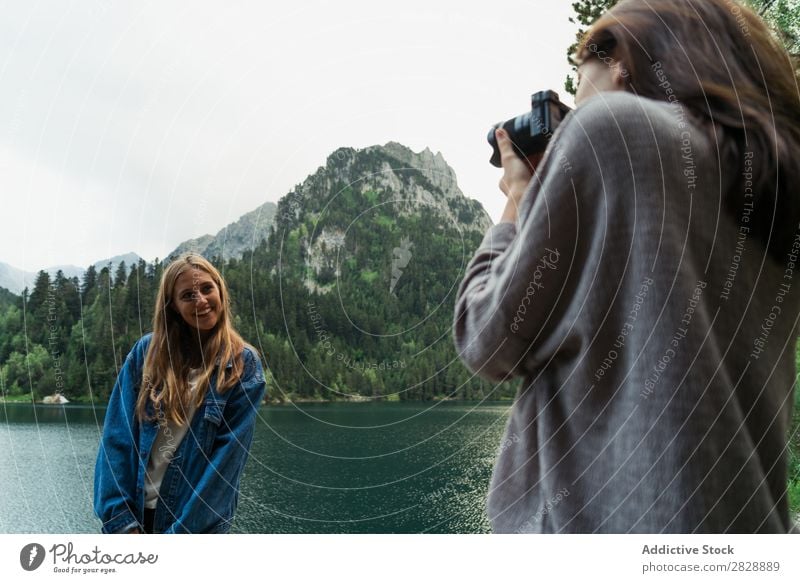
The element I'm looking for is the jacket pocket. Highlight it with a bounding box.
[200,404,223,456]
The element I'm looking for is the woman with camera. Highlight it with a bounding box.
[454,0,800,532]
[94,253,266,533]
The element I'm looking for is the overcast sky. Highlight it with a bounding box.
[0,0,576,272]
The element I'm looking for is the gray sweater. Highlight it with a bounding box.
[454,91,799,533]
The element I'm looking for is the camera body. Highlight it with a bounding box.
[488,90,572,168]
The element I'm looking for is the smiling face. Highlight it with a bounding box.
[171,267,222,335]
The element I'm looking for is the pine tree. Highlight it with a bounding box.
[564,0,617,95]
[124,260,152,339]
[26,271,53,346]
[84,267,117,400]
[63,276,82,324]
[47,270,72,360]
[81,264,98,306]
[113,261,127,289]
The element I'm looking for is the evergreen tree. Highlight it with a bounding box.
[25,271,53,346]
[0,305,23,362]
[124,260,152,339]
[81,264,98,306]
[63,276,82,324]
[113,261,127,289]
[45,270,73,362]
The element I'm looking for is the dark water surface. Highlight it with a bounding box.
[0,401,511,533]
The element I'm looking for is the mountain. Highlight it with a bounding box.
[0,263,26,297]
[0,252,142,295]
[0,142,503,403]
[168,234,216,260]
[281,141,489,230]
[90,252,142,274]
[234,142,498,400]
[165,142,489,266]
[272,142,491,293]
[167,201,278,262]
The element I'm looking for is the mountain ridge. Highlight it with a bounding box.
[1,143,490,298]
[166,201,278,263]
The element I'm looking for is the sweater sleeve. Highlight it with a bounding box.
[453,92,666,380]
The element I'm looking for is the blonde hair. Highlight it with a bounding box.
[136,253,249,425]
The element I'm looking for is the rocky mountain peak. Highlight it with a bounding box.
[169,142,490,267]
[286,143,489,236]
[167,201,277,262]
[364,142,461,200]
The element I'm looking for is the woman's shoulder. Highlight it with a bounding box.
[239,343,265,380]
[548,91,709,181]
[574,91,676,124]
[241,342,260,362]
[126,333,154,364]
[559,91,684,148]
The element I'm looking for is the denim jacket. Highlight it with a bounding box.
[93,333,266,534]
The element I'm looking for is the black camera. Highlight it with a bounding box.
[487,90,572,167]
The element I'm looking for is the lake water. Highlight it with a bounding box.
[0,401,511,533]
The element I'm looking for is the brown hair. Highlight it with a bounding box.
[136,253,250,425]
[577,0,800,263]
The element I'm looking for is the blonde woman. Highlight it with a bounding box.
[94,253,266,533]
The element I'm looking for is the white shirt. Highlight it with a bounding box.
[143,368,202,510]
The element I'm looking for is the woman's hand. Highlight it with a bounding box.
[496,128,544,224]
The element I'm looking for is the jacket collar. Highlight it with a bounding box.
[215,355,234,369]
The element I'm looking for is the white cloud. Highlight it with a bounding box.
[0,0,576,273]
